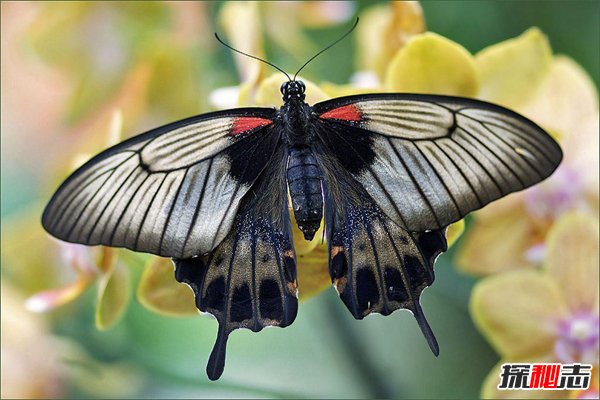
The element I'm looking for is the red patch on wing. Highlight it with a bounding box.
[231,117,272,135]
[320,104,362,121]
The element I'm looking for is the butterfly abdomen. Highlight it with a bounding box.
[287,146,323,240]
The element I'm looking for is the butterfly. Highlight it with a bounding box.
[41,22,562,381]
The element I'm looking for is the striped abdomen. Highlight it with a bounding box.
[287,146,323,240]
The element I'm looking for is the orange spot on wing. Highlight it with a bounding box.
[231,117,272,135]
[320,104,362,121]
[287,280,298,298]
[331,246,344,257]
[283,249,295,258]
[334,276,347,295]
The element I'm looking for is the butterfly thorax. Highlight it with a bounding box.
[278,80,315,145]
[278,100,315,146]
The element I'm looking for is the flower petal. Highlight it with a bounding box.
[262,3,315,57]
[218,1,266,108]
[136,257,197,317]
[1,207,71,294]
[291,213,322,257]
[288,211,332,300]
[25,275,93,313]
[95,247,116,275]
[356,2,425,79]
[296,241,331,300]
[218,1,263,84]
[470,269,569,358]
[297,1,355,27]
[563,114,600,198]
[209,85,240,110]
[456,208,535,276]
[385,32,479,97]
[446,220,465,248]
[531,60,600,199]
[319,81,382,99]
[544,212,599,313]
[520,56,598,142]
[95,262,130,330]
[475,28,552,108]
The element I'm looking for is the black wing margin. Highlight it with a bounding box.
[42,108,278,258]
[314,93,562,232]
[173,150,298,380]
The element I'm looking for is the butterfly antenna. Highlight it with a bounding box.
[214,32,292,81]
[293,17,359,81]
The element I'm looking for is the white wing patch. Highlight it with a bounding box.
[141,118,234,171]
[359,100,454,139]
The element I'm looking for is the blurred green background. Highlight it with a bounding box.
[1,1,598,399]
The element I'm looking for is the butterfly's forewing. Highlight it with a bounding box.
[174,150,298,380]
[315,94,563,232]
[42,109,278,258]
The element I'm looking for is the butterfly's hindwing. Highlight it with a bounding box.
[173,150,298,380]
[314,135,447,354]
[42,108,279,258]
[324,188,446,354]
[315,94,563,232]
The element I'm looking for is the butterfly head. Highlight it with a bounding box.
[281,80,306,102]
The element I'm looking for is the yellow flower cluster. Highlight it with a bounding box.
[472,214,599,398]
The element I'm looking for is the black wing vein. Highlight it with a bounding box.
[411,142,462,217]
[133,173,168,248]
[386,138,443,227]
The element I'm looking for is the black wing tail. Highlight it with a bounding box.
[174,153,297,380]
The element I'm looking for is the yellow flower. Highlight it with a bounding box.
[470,212,599,399]
[355,1,425,79]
